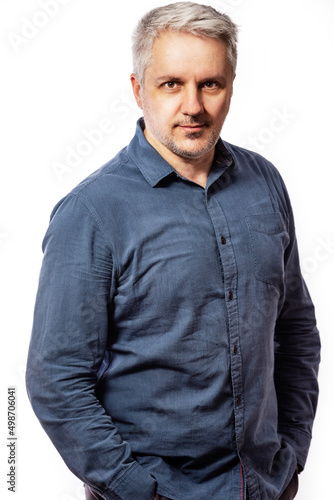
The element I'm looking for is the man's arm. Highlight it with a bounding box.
[26,194,157,500]
[274,205,320,471]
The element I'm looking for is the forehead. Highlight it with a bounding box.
[147,30,230,76]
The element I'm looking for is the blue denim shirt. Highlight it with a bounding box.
[26,119,320,500]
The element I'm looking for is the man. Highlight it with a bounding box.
[26,2,320,499]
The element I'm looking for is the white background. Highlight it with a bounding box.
[1,1,333,499]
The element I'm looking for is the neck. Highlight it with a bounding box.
[171,156,213,188]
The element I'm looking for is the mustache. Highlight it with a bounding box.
[173,116,212,127]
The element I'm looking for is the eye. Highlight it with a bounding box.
[203,81,219,89]
[163,81,179,90]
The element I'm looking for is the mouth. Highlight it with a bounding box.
[178,123,207,132]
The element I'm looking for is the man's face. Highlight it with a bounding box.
[131,30,235,164]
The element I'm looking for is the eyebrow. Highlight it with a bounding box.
[155,74,227,86]
[155,75,182,83]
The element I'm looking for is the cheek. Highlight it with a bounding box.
[213,96,232,119]
[157,95,179,112]
[145,95,166,114]
[151,100,179,125]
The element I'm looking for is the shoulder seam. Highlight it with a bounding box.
[74,153,130,196]
[69,192,119,272]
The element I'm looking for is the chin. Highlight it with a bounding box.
[176,146,214,159]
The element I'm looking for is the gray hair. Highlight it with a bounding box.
[132,2,239,85]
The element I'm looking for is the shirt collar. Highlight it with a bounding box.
[127,118,235,188]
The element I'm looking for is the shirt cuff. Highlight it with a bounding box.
[103,462,157,500]
[278,425,312,471]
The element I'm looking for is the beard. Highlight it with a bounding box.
[142,105,221,160]
[162,126,219,159]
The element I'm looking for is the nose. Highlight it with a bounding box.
[181,86,204,116]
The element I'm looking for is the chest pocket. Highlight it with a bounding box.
[245,212,290,286]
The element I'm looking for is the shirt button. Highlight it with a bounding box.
[221,236,226,245]
[233,345,238,355]
[229,291,233,300]
[236,396,241,406]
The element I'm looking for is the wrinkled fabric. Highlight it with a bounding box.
[26,119,320,500]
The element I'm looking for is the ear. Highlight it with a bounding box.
[130,73,143,109]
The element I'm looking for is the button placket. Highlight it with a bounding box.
[206,188,244,449]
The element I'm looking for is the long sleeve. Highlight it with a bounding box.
[26,193,157,500]
[274,204,320,471]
